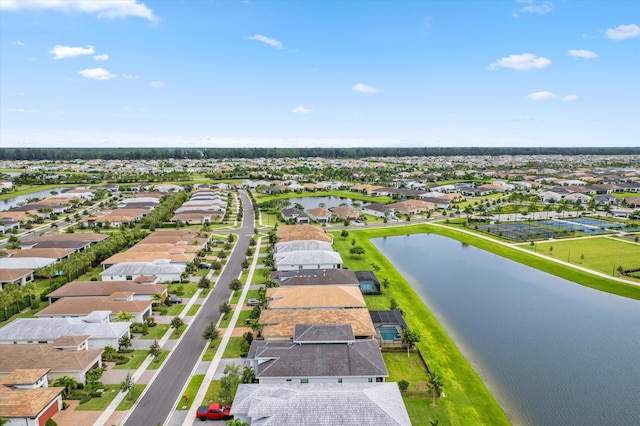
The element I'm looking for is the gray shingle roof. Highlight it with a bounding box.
[0,317,130,343]
[100,261,185,276]
[249,339,387,379]
[271,269,359,286]
[293,324,355,343]
[273,250,342,267]
[231,383,411,425]
[275,240,333,253]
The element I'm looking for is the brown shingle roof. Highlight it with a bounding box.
[9,248,75,260]
[0,269,33,283]
[102,251,195,264]
[0,385,64,418]
[47,281,167,299]
[266,286,365,309]
[0,369,50,386]
[259,309,376,339]
[52,335,90,347]
[276,225,333,243]
[0,344,102,374]
[36,296,151,316]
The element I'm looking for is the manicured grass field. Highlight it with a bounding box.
[113,350,148,370]
[147,350,170,370]
[187,304,201,316]
[163,303,186,316]
[202,337,222,361]
[168,283,198,297]
[116,384,145,410]
[178,374,204,410]
[170,324,187,339]
[222,337,243,358]
[141,324,169,339]
[383,351,430,392]
[75,385,120,410]
[201,380,222,405]
[528,237,640,280]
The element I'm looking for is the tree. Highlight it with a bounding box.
[389,297,400,311]
[202,321,220,346]
[219,301,232,316]
[120,372,135,400]
[227,233,235,243]
[152,293,163,305]
[198,277,211,289]
[341,230,349,239]
[401,329,421,358]
[349,246,365,256]
[229,278,242,291]
[0,417,10,426]
[118,335,132,352]
[381,277,390,291]
[241,366,256,384]
[149,339,162,358]
[115,311,133,322]
[218,363,242,405]
[102,345,117,361]
[398,380,409,392]
[428,370,444,406]
[171,316,184,329]
[53,376,79,397]
[226,419,249,426]
[86,368,105,388]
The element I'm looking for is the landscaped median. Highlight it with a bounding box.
[331,226,510,426]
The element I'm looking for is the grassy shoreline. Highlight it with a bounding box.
[332,223,639,425]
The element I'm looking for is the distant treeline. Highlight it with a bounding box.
[1,147,639,161]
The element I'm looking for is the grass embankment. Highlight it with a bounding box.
[332,229,510,426]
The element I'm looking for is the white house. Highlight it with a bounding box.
[273,250,343,271]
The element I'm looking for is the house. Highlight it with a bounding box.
[0,218,20,234]
[273,250,343,271]
[266,286,365,310]
[625,196,640,208]
[0,315,130,350]
[19,233,108,250]
[387,200,435,216]
[274,240,333,253]
[259,309,377,340]
[101,251,195,268]
[36,296,152,322]
[329,205,360,221]
[0,258,57,274]
[230,383,411,426]
[248,324,387,384]
[0,338,102,383]
[306,207,332,223]
[369,310,408,347]
[564,193,591,204]
[416,195,452,209]
[0,369,65,426]
[361,203,392,218]
[594,194,619,206]
[46,281,168,303]
[100,260,186,282]
[281,208,310,224]
[276,225,333,243]
[0,269,34,290]
[8,248,75,262]
[270,269,360,287]
[539,191,563,203]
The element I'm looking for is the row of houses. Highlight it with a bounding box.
[171,185,229,224]
[230,225,411,424]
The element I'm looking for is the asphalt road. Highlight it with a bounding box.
[123,191,254,426]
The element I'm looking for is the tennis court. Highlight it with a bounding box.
[478,222,555,241]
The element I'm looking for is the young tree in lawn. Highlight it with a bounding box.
[340,229,349,239]
[120,372,135,400]
[171,316,184,330]
[428,370,444,406]
[198,277,211,289]
[401,329,421,358]
[349,246,365,257]
[202,321,220,347]
[149,339,162,359]
[118,335,132,353]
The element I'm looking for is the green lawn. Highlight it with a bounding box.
[404,397,446,425]
[170,324,187,339]
[116,384,145,410]
[230,290,242,305]
[141,324,170,339]
[527,237,640,281]
[201,380,222,405]
[147,350,170,370]
[168,283,198,297]
[383,351,430,392]
[163,303,186,316]
[202,337,222,361]
[75,385,120,410]
[222,337,243,358]
[218,312,234,328]
[113,350,148,370]
[187,304,201,316]
[178,374,204,410]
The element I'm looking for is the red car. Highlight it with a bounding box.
[196,403,233,421]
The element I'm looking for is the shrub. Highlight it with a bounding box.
[45,419,58,426]
[398,380,409,391]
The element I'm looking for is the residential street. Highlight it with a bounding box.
[122,191,254,426]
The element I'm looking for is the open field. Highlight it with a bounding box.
[527,236,640,281]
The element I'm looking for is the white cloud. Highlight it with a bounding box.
[489,53,551,71]
[150,81,164,87]
[291,106,312,114]
[6,108,35,113]
[605,24,640,41]
[528,91,555,100]
[563,94,579,102]
[13,40,25,47]
[49,45,94,60]
[352,83,380,94]
[78,67,116,80]
[93,54,109,61]
[568,49,598,59]
[513,0,553,17]
[248,34,283,49]
[0,0,158,22]
[123,74,139,80]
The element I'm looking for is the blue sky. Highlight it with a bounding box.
[1,0,638,148]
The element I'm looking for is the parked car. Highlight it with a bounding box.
[199,262,211,269]
[246,298,260,306]
[196,403,232,421]
[169,296,183,304]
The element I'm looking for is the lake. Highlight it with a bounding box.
[373,233,640,426]
[0,187,69,211]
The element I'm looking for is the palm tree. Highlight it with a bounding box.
[115,311,134,322]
